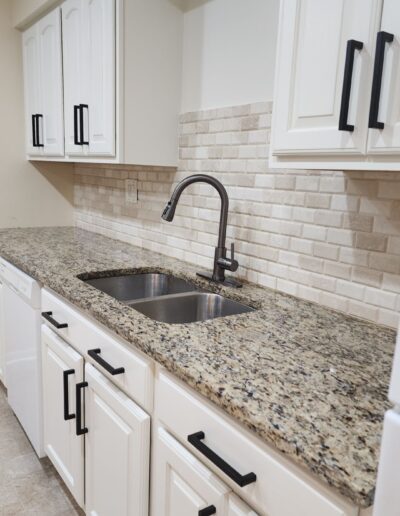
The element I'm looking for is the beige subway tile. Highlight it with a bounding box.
[382,273,400,293]
[324,261,352,280]
[348,300,378,322]
[378,181,400,200]
[369,252,400,274]
[305,193,331,209]
[352,267,382,288]
[320,291,348,312]
[377,309,399,329]
[364,287,397,309]
[313,242,339,260]
[356,232,388,252]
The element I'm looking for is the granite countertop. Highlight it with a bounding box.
[0,227,396,507]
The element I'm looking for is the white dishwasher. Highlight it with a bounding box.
[2,259,44,458]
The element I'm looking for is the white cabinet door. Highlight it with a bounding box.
[62,0,86,156]
[22,23,42,156]
[85,363,150,516]
[272,0,382,156]
[0,281,4,385]
[41,325,85,507]
[367,0,400,155]
[151,426,231,516]
[227,494,258,516]
[63,0,116,158]
[86,0,116,156]
[37,8,64,156]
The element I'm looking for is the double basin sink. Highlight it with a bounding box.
[84,273,254,324]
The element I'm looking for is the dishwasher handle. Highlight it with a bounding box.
[41,311,68,329]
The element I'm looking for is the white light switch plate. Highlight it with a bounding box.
[125,179,138,204]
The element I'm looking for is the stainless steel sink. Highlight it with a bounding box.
[84,273,197,303]
[128,292,254,324]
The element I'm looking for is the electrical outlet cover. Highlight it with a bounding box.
[125,179,138,204]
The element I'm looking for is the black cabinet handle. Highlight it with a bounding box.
[41,311,68,329]
[79,104,89,145]
[338,39,363,131]
[35,114,44,147]
[369,31,394,129]
[76,381,88,435]
[63,369,75,420]
[32,114,37,147]
[188,431,256,487]
[199,506,216,516]
[88,348,125,376]
[74,105,80,145]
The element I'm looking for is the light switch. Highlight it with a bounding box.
[125,179,138,204]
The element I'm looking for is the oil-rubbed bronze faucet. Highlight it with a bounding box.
[162,174,241,287]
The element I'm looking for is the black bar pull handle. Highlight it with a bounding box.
[76,381,88,436]
[338,39,363,131]
[36,114,44,147]
[369,31,394,129]
[32,114,37,147]
[74,105,81,145]
[41,311,68,329]
[188,431,257,487]
[88,348,125,376]
[63,369,75,420]
[199,506,216,516]
[80,104,89,145]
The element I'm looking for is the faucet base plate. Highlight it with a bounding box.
[196,271,242,288]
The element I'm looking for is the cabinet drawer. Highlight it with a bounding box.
[155,370,358,516]
[41,288,153,412]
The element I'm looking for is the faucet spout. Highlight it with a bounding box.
[161,174,241,287]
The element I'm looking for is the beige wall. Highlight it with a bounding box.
[0,0,73,228]
[11,0,59,29]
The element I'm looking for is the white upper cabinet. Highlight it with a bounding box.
[23,7,64,157]
[271,0,400,170]
[63,0,115,158]
[272,0,381,156]
[22,0,181,166]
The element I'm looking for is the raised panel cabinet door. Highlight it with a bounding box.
[37,8,64,157]
[62,0,86,156]
[367,0,400,155]
[151,426,231,516]
[227,494,258,516]
[85,363,150,516]
[22,23,42,156]
[41,324,85,507]
[85,0,116,156]
[271,0,382,156]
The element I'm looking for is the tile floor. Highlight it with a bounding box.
[0,383,84,515]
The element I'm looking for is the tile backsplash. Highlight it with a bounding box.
[74,102,400,328]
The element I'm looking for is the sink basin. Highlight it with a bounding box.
[84,273,197,302]
[128,292,254,324]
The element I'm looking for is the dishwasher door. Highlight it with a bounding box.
[3,283,44,457]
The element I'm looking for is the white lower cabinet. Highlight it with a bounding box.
[41,319,150,515]
[151,426,232,516]
[42,324,85,506]
[85,363,150,516]
[40,291,362,516]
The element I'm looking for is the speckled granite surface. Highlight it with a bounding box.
[0,227,396,507]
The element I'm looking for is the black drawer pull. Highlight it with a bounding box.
[188,431,257,487]
[369,31,394,129]
[88,348,125,376]
[199,506,216,516]
[63,369,75,420]
[338,39,363,131]
[41,311,68,329]
[76,381,88,436]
